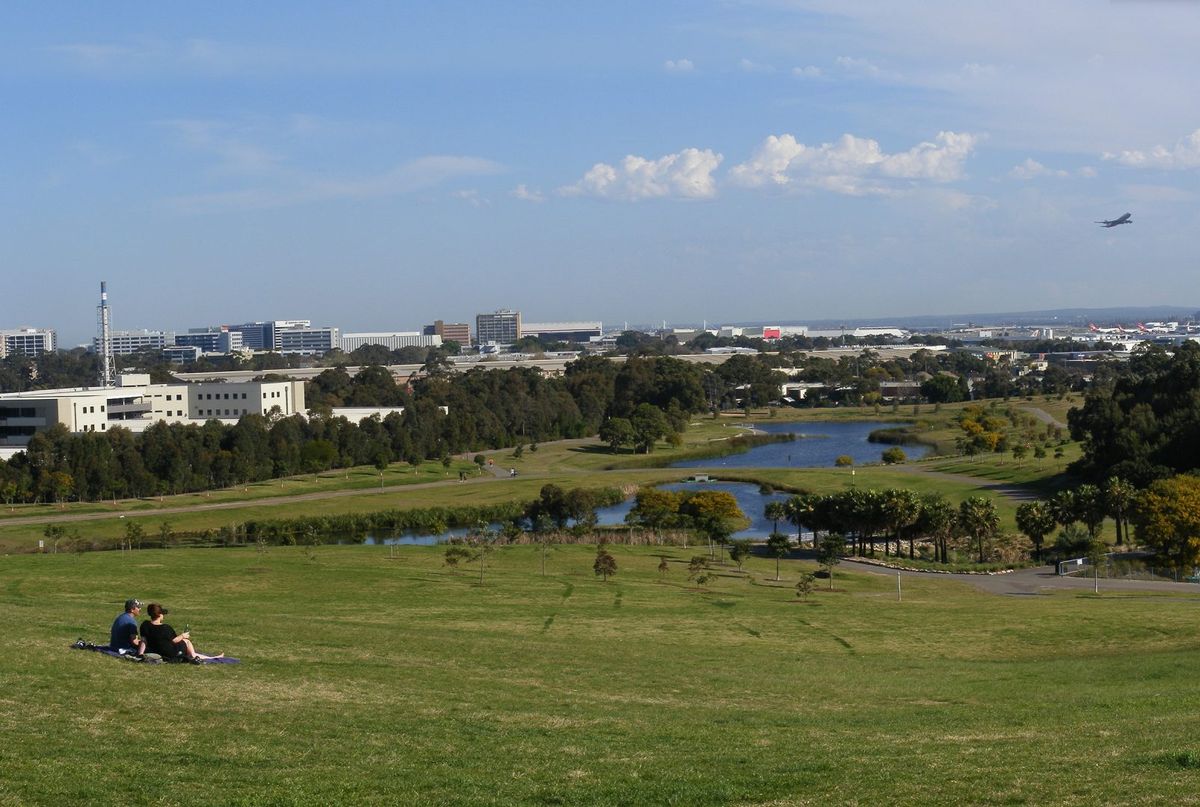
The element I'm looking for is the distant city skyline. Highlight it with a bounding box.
[3,2,1199,344]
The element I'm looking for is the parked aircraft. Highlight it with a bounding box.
[1089,323,1127,335]
[1096,212,1132,228]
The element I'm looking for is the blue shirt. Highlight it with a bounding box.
[110,612,138,652]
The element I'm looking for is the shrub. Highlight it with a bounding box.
[881,447,907,464]
[835,455,854,467]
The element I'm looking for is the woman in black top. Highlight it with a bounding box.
[140,603,223,662]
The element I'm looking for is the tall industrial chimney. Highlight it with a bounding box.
[97,281,114,387]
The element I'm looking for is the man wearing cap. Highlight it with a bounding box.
[109,599,144,656]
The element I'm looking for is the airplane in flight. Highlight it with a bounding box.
[1096,212,1132,228]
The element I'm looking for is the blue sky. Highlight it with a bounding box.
[3,1,1199,344]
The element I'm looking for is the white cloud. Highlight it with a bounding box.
[451,189,489,207]
[1105,128,1200,170]
[664,58,694,73]
[739,58,775,73]
[511,184,545,202]
[167,155,504,212]
[791,65,823,78]
[1008,158,1068,180]
[835,55,901,81]
[561,148,723,201]
[729,131,977,195]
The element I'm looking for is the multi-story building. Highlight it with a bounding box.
[423,320,471,346]
[176,328,244,354]
[92,330,173,355]
[225,320,310,351]
[475,310,521,346]
[162,345,202,364]
[0,328,57,358]
[0,373,306,447]
[521,321,603,343]
[276,326,340,355]
[341,332,442,352]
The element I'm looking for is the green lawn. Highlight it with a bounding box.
[5,545,1200,805]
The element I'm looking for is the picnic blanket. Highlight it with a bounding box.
[71,640,240,664]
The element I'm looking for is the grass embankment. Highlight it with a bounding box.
[6,545,1200,805]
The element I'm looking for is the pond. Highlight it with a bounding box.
[593,480,802,540]
[671,420,929,469]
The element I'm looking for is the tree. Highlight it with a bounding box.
[816,533,844,589]
[598,417,635,453]
[766,532,791,581]
[834,455,854,467]
[795,572,816,600]
[764,501,788,535]
[1015,500,1057,563]
[158,521,175,548]
[593,543,617,581]
[881,447,907,465]
[921,373,968,403]
[124,520,146,550]
[1105,476,1136,546]
[630,404,670,453]
[444,544,474,570]
[881,488,921,558]
[728,539,752,570]
[657,556,670,576]
[626,487,683,539]
[680,490,744,560]
[913,492,956,564]
[958,497,1000,564]
[785,493,821,545]
[1073,483,1108,539]
[1132,475,1200,573]
[687,555,711,585]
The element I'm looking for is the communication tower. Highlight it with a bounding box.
[97,281,114,387]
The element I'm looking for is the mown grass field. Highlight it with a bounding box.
[5,545,1200,805]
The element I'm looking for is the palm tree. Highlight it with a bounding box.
[1015,500,1057,563]
[881,488,922,558]
[958,497,1000,564]
[785,493,820,546]
[1104,476,1137,546]
[764,501,789,536]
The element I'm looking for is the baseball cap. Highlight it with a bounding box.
[125,598,142,611]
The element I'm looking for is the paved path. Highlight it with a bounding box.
[1019,405,1068,430]
[882,464,1040,502]
[0,473,507,527]
[840,559,1200,596]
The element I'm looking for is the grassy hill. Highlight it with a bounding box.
[5,545,1200,804]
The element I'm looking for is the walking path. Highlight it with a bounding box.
[840,559,1200,596]
[0,473,506,527]
[1019,405,1068,430]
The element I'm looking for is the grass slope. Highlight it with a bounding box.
[5,546,1200,805]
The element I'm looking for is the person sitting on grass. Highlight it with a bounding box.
[139,603,223,663]
[109,598,145,656]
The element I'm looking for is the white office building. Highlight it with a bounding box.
[521,322,603,343]
[277,326,340,355]
[1,328,57,358]
[92,329,173,355]
[341,332,442,352]
[0,373,306,447]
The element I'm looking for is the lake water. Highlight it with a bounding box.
[671,420,928,469]
[593,481,798,540]
[362,420,918,544]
